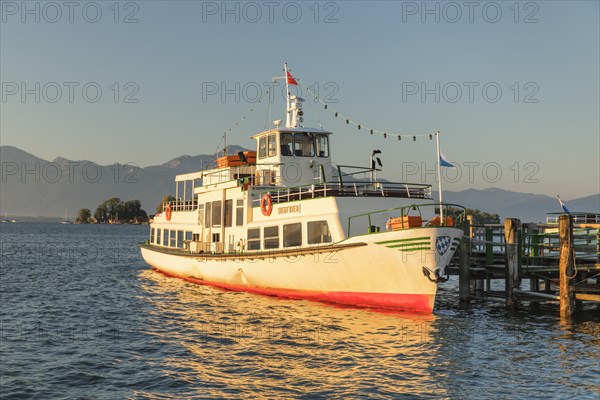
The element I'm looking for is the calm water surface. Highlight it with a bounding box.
[1,223,598,399]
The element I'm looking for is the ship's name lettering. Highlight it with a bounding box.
[278,205,301,214]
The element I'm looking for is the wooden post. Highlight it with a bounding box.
[459,218,471,303]
[559,214,575,321]
[485,228,493,265]
[504,218,520,309]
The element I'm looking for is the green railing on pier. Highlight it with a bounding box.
[467,222,599,269]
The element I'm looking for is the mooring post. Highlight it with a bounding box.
[559,214,575,321]
[459,218,471,303]
[504,218,521,309]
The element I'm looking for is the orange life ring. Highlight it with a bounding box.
[165,203,172,221]
[260,194,273,216]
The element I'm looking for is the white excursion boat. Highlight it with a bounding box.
[139,65,465,313]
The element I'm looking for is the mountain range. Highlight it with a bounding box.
[1,145,598,222]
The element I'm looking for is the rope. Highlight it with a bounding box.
[212,88,272,157]
[296,78,434,139]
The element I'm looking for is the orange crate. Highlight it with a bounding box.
[387,216,422,230]
[428,216,454,227]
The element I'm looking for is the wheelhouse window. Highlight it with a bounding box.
[293,133,314,157]
[258,136,267,159]
[280,133,293,156]
[315,134,329,158]
[247,228,260,250]
[224,199,233,227]
[283,223,302,247]
[264,226,279,249]
[268,133,277,157]
[185,231,192,242]
[236,199,244,226]
[150,228,155,243]
[308,220,332,244]
[163,229,169,247]
[157,228,162,245]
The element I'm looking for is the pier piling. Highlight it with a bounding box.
[559,215,575,321]
[459,218,471,303]
[504,218,521,310]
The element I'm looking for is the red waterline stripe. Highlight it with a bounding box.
[153,268,434,313]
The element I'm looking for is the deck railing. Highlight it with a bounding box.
[162,200,198,213]
[252,181,432,208]
[347,203,466,238]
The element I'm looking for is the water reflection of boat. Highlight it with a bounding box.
[137,268,443,398]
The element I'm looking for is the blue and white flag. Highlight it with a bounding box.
[439,151,455,168]
[557,195,570,214]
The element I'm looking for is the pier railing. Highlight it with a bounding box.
[466,222,599,268]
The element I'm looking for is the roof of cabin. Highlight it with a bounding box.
[250,127,332,139]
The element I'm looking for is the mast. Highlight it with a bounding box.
[284,62,291,127]
[435,130,444,222]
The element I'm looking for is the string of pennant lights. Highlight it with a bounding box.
[297,78,436,142]
[213,88,272,156]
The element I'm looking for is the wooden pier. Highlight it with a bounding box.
[449,213,600,321]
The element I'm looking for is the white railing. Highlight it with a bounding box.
[252,181,432,207]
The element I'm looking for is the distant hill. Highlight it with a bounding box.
[439,188,599,223]
[0,145,247,218]
[1,146,598,221]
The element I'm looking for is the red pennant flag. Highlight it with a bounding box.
[286,71,298,86]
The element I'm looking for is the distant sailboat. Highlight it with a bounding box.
[1,211,9,223]
[61,209,72,224]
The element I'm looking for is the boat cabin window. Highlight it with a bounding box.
[247,228,260,250]
[283,223,302,247]
[205,202,211,227]
[281,133,293,156]
[268,133,277,157]
[157,228,162,245]
[308,221,332,244]
[264,226,279,249]
[177,231,184,248]
[163,229,169,247]
[236,199,244,226]
[315,134,329,158]
[198,204,205,226]
[150,228,155,243]
[185,231,193,242]
[224,199,233,227]
[258,136,267,159]
[211,200,221,227]
[169,230,176,247]
[293,133,314,157]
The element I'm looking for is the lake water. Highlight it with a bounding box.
[1,223,598,399]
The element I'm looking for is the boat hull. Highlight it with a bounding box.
[139,227,462,313]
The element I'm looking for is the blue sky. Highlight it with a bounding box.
[1,0,598,199]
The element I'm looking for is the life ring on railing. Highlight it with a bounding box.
[260,194,273,216]
[165,203,172,221]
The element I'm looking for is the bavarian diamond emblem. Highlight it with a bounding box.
[436,236,452,256]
